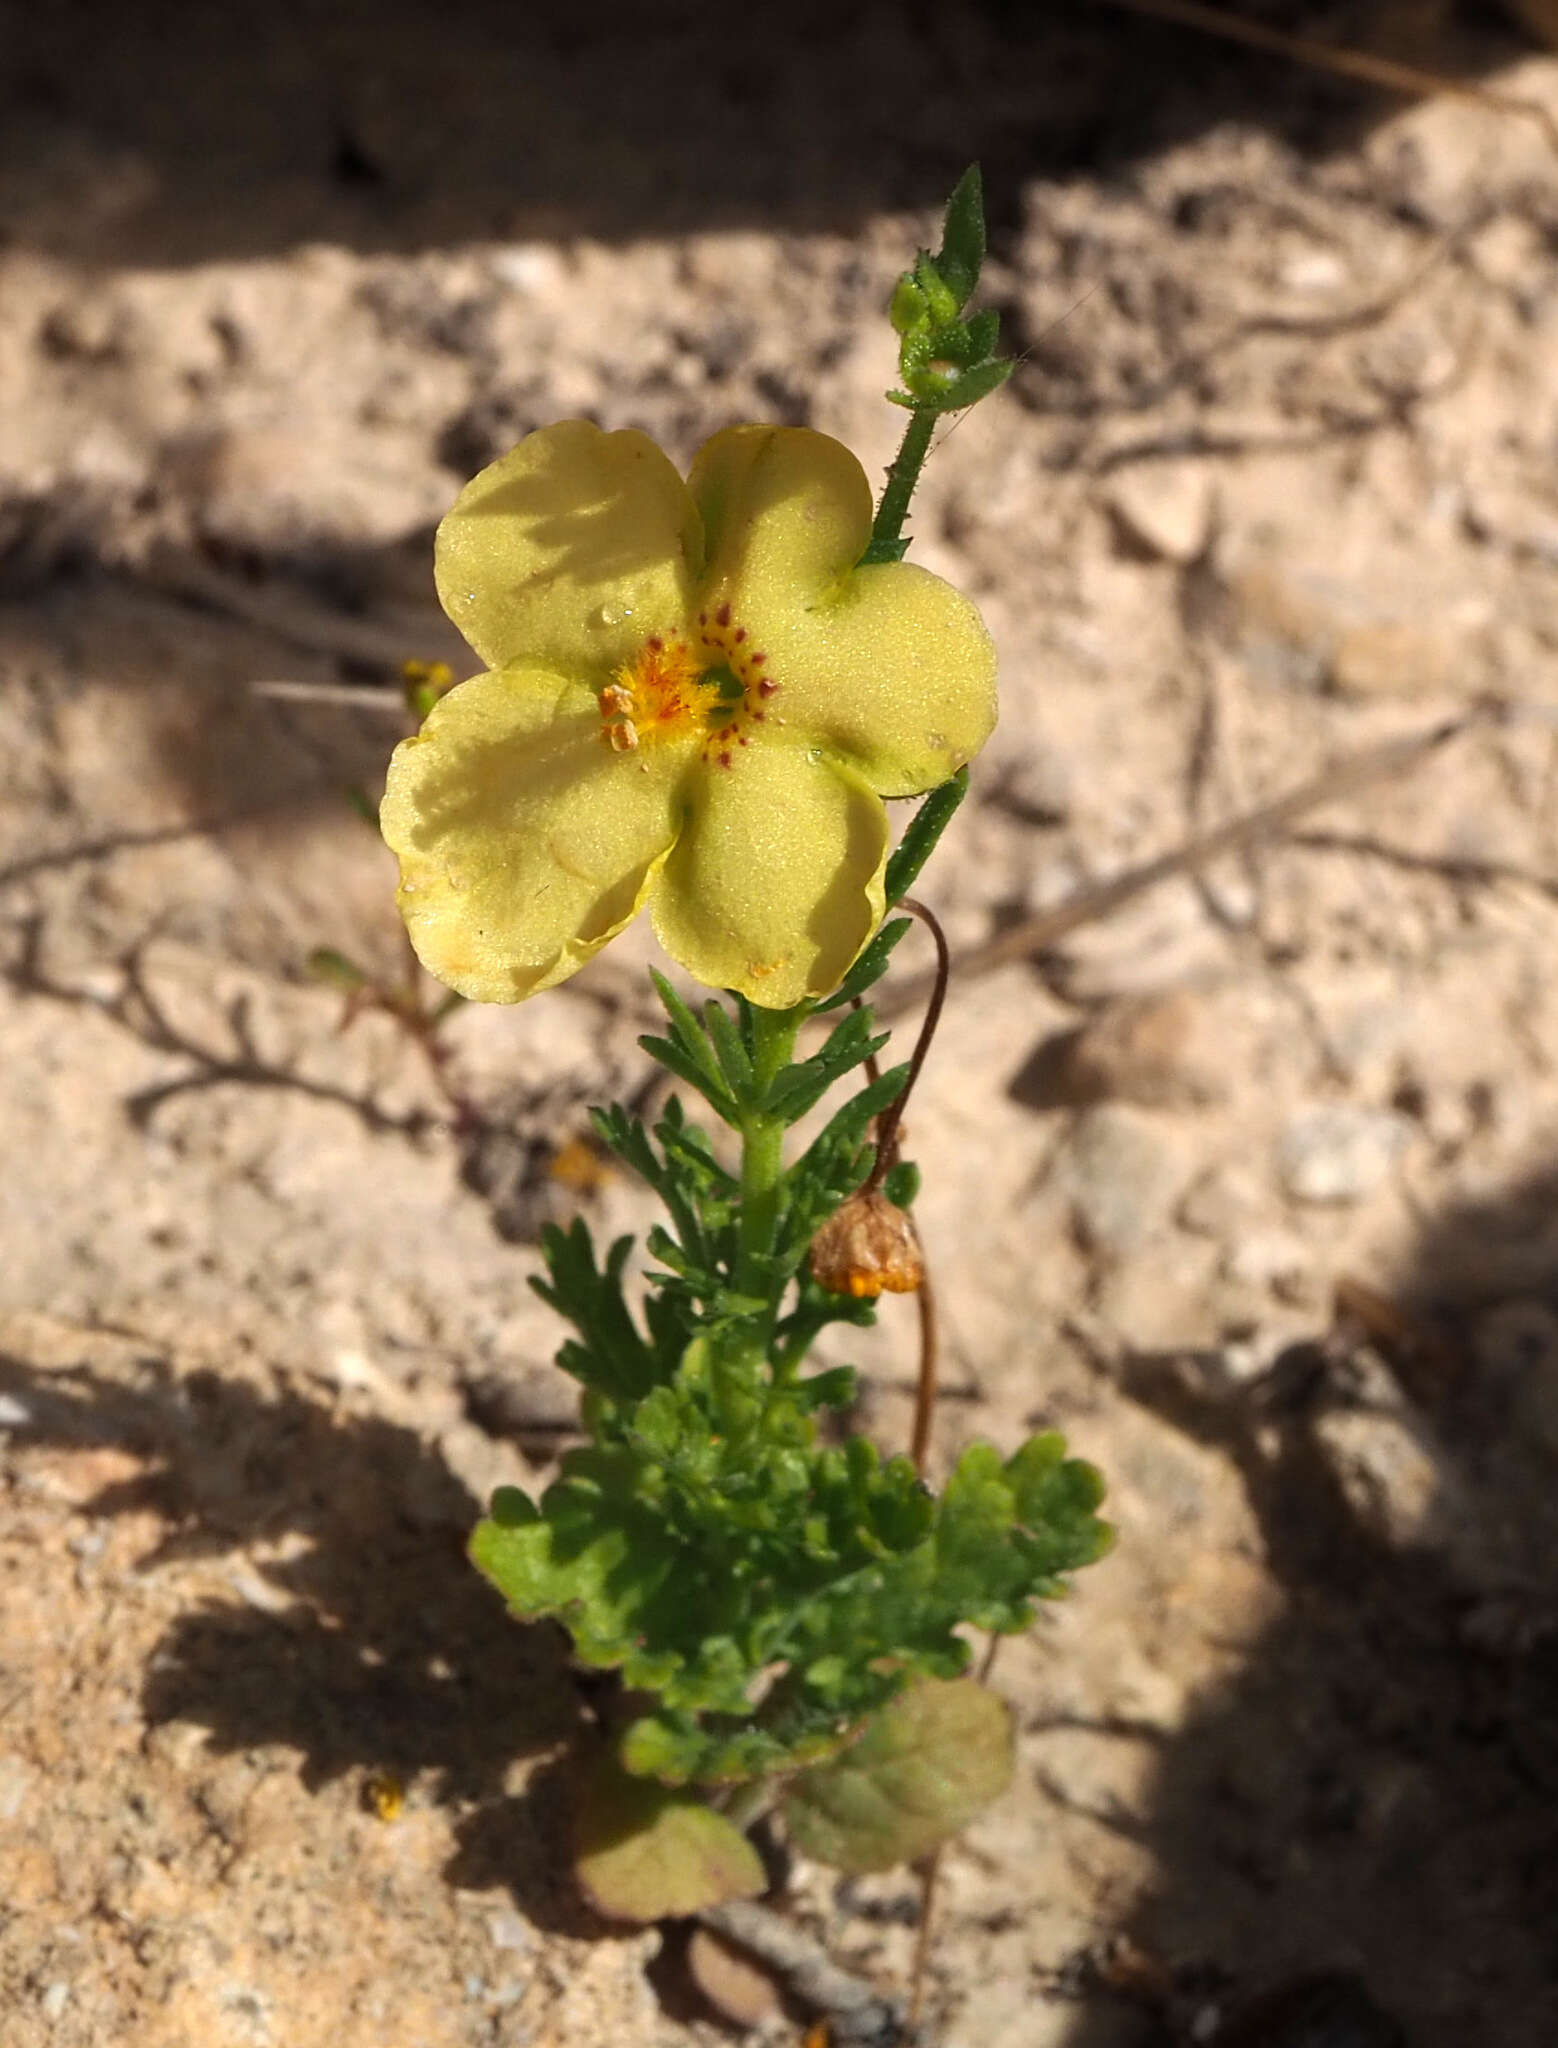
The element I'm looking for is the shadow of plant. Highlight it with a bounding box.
[1049,1167,1558,2048]
[0,1339,604,1930]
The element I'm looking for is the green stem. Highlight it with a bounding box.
[735,1004,803,1297]
[737,1114,786,1293]
[863,406,937,565]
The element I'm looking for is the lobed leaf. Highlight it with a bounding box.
[573,1750,766,1922]
[783,1676,1013,1873]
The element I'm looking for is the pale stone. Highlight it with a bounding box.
[1103,460,1214,564]
[1278,1107,1413,1206]
[1061,1104,1192,1258]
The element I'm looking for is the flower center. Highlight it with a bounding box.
[598,603,780,765]
[598,636,714,752]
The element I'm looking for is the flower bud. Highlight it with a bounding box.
[808,1191,923,1299]
[889,274,926,337]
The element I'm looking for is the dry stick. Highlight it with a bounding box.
[879,714,1476,1020]
[252,678,411,712]
[1093,0,1558,162]
[698,1900,902,2046]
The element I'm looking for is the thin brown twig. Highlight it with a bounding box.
[880,713,1477,1019]
[1092,0,1558,162]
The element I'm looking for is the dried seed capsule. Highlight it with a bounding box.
[808,1192,923,1299]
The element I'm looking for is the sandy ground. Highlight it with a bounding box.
[5,4,1558,2044]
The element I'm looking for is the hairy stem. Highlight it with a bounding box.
[736,1004,803,1295]
[862,407,936,565]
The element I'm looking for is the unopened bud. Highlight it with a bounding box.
[889,274,926,336]
[808,1191,923,1300]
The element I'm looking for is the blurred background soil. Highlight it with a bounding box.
[4,3,1558,2044]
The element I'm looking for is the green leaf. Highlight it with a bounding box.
[702,998,755,1101]
[886,771,967,903]
[763,1007,889,1124]
[641,973,740,1121]
[936,165,987,310]
[530,1222,658,1403]
[783,1676,1013,1874]
[572,1751,766,1922]
[811,916,912,1013]
[639,1033,738,1124]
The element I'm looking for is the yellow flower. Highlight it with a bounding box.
[381,420,996,1009]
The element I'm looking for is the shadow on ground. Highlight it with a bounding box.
[0,1341,622,1935]
[1052,1159,1558,2047]
[3,1,1523,268]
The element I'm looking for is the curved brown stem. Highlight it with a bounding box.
[909,1259,940,1478]
[864,896,950,1193]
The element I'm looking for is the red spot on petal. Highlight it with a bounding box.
[715,603,731,628]
[758,679,778,697]
[647,636,663,652]
[698,611,708,625]
[751,651,766,664]
[719,749,732,767]
[738,735,749,746]
[734,626,747,642]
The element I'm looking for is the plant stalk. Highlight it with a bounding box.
[735,1004,803,1296]
[863,406,937,564]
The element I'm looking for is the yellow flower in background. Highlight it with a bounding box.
[381,420,997,1009]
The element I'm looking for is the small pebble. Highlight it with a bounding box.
[1102,461,1214,564]
[1278,1107,1412,1206]
[1061,1104,1191,1258]
[685,1926,781,2029]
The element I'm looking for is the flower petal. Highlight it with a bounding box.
[435,420,702,675]
[742,559,997,797]
[650,742,888,1009]
[381,666,690,1002]
[688,426,872,607]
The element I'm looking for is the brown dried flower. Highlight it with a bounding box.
[808,1191,923,1299]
